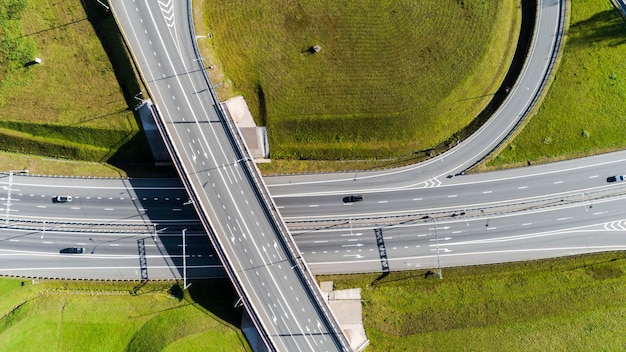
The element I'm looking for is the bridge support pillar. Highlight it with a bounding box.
[241,310,270,352]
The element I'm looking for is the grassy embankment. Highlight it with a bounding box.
[202,0,519,174]
[3,252,625,351]
[0,0,518,176]
[0,0,157,177]
[321,252,626,351]
[0,279,250,351]
[485,0,626,170]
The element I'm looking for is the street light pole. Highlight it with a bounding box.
[5,170,28,225]
[182,228,191,290]
[349,218,353,236]
[4,171,13,225]
[434,217,442,279]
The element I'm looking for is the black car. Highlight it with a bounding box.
[60,247,85,254]
[607,175,625,183]
[343,195,364,203]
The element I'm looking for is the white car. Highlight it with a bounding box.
[55,195,73,202]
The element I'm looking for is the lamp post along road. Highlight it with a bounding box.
[434,217,442,279]
[183,228,191,290]
[4,170,28,225]
[349,218,353,236]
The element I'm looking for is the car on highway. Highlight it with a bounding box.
[343,195,364,203]
[607,175,626,183]
[54,195,72,203]
[60,247,85,254]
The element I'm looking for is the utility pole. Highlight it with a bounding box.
[434,217,442,279]
[5,170,28,225]
[182,228,191,290]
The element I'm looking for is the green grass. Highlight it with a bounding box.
[320,252,626,351]
[4,254,626,351]
[203,0,519,162]
[0,279,250,351]
[488,0,626,168]
[0,0,153,173]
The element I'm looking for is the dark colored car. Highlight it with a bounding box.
[60,247,85,254]
[343,195,364,203]
[607,175,625,183]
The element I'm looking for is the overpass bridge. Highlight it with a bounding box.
[109,0,352,351]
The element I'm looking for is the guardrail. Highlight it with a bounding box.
[0,219,155,234]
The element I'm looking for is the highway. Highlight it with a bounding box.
[3,1,605,351]
[296,187,626,274]
[3,0,610,279]
[108,0,350,351]
[6,0,626,349]
[3,0,614,277]
[4,148,626,277]
[273,150,626,222]
[0,226,223,280]
[0,0,567,279]
[3,0,626,347]
[6,150,626,228]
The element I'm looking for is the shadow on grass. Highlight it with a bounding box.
[568,10,626,47]
[67,108,133,127]
[125,281,247,352]
[370,272,389,286]
[369,271,431,287]
[80,2,141,109]
[19,17,89,38]
[79,1,172,176]
[186,280,243,327]
[106,130,167,177]
[566,255,625,280]
[255,84,267,127]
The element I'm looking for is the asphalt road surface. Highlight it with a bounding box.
[4,147,626,277]
[109,0,350,350]
[0,226,223,280]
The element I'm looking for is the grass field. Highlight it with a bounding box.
[203,0,519,162]
[320,252,626,351]
[0,279,250,351]
[487,0,626,169]
[4,252,625,351]
[0,0,153,174]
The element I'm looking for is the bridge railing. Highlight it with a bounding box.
[108,3,277,349]
[184,3,350,350]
